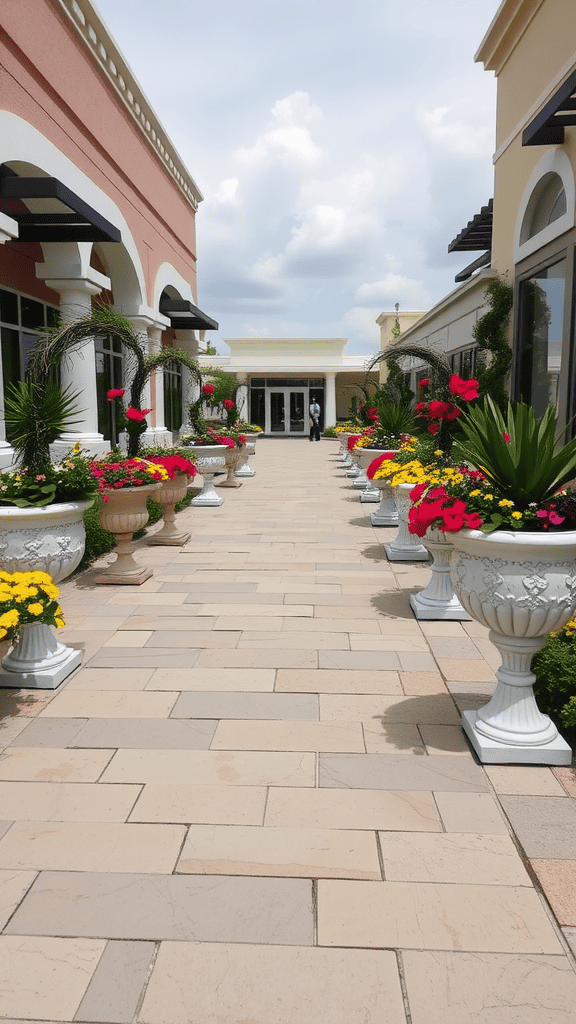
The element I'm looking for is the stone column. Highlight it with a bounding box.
[235,373,248,422]
[0,218,18,467]
[146,323,171,447]
[40,275,109,459]
[325,372,337,428]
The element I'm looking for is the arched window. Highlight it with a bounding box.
[520,172,567,244]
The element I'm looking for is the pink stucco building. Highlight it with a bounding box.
[0,0,218,464]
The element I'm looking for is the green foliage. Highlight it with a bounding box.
[373,399,416,437]
[532,632,576,746]
[473,278,513,409]
[4,381,84,476]
[322,425,337,437]
[456,397,576,508]
[368,342,452,390]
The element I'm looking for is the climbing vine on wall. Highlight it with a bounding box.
[473,278,514,410]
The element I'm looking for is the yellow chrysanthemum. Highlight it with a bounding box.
[54,616,65,628]
[511,511,523,520]
[26,602,44,616]
[470,489,482,497]
[484,494,494,501]
[42,584,60,601]
[498,499,515,508]
[0,609,19,627]
[30,571,53,585]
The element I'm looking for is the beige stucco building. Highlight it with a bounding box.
[388,0,576,424]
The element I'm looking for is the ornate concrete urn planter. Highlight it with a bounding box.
[0,499,94,688]
[354,448,389,504]
[95,482,161,584]
[367,451,399,527]
[149,472,192,546]
[409,527,470,621]
[338,432,354,466]
[385,483,429,561]
[218,445,243,488]
[189,445,227,505]
[235,433,259,478]
[450,528,576,765]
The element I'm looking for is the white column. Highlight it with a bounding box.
[146,323,171,447]
[41,276,109,458]
[0,218,18,466]
[236,373,248,421]
[325,372,337,427]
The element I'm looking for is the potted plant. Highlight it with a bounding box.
[353,399,417,504]
[0,569,78,689]
[233,421,262,478]
[89,455,167,583]
[139,449,198,545]
[407,397,576,765]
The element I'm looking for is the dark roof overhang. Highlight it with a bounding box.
[454,251,492,283]
[523,68,576,147]
[159,298,219,331]
[0,167,121,243]
[448,199,493,282]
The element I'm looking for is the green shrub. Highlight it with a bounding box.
[532,625,576,747]
[322,426,337,437]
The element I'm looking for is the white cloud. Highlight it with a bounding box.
[234,92,325,168]
[355,274,431,309]
[215,177,240,204]
[417,102,494,159]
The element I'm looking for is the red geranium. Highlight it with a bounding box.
[223,399,235,410]
[125,407,152,422]
[146,454,197,479]
[366,451,396,479]
[202,384,215,396]
[449,374,479,401]
[418,378,430,389]
[106,388,125,401]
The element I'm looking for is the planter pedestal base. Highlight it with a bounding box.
[461,709,572,765]
[0,623,82,690]
[95,563,153,585]
[410,591,471,620]
[149,530,190,546]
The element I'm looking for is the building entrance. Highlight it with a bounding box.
[267,388,307,435]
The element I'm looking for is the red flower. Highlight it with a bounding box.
[449,375,479,401]
[223,399,235,410]
[366,452,395,480]
[410,483,428,502]
[106,388,125,401]
[503,432,511,443]
[429,400,451,419]
[125,407,151,422]
[549,512,565,525]
[202,384,215,396]
[415,402,428,415]
[427,422,440,435]
[418,378,430,389]
[347,435,360,451]
[464,512,483,529]
[443,403,461,421]
[368,407,379,421]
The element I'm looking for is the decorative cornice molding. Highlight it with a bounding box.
[475,0,545,75]
[57,0,203,211]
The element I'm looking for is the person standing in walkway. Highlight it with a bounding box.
[309,397,321,441]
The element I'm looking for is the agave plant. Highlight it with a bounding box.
[4,380,83,476]
[455,397,576,509]
[374,399,416,437]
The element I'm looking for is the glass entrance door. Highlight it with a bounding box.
[267,389,308,434]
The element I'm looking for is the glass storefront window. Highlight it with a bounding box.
[95,334,123,444]
[518,259,566,416]
[163,359,182,432]
[250,387,265,428]
[0,290,58,437]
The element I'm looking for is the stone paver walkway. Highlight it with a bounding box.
[0,437,576,1023]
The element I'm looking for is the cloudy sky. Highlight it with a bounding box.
[94,0,501,355]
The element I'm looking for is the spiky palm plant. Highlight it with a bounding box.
[4,380,83,475]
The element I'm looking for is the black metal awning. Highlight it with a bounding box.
[0,168,121,243]
[454,251,491,282]
[523,68,576,146]
[448,200,493,252]
[159,298,219,331]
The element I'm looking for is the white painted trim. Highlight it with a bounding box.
[152,263,196,310]
[514,149,575,264]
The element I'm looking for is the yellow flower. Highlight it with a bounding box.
[54,616,65,628]
[26,602,44,616]
[0,609,19,627]
[434,450,444,457]
[71,442,82,454]
[470,489,482,497]
[30,571,52,585]
[42,584,60,601]
[484,494,494,501]
[511,511,523,520]
[498,499,515,508]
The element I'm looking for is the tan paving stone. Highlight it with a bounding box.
[553,766,576,797]
[147,666,275,691]
[102,630,154,647]
[275,668,402,694]
[75,939,155,1024]
[39,690,178,719]
[419,622,468,636]
[349,636,431,651]
[437,658,497,682]
[530,860,576,926]
[265,786,442,831]
[318,650,401,670]
[211,719,365,752]
[0,781,139,821]
[320,693,461,724]
[317,879,563,952]
[320,753,489,791]
[379,832,531,885]
[237,632,350,650]
[419,724,472,755]
[5,871,313,944]
[66,667,154,689]
[144,630,240,648]
[434,791,509,834]
[0,936,105,1021]
[200,603,313,616]
[281,617,380,633]
[0,747,113,782]
[101,749,316,787]
[139,942,406,1024]
[106,592,188,605]
[0,821,186,873]
[176,824,381,879]
[130,783,266,824]
[486,765,568,796]
[213,616,284,630]
[403,950,576,1024]
[363,720,425,754]
[196,648,317,668]
[0,869,36,929]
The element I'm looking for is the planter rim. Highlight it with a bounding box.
[451,526,576,553]
[0,498,95,518]
[185,444,228,452]
[100,482,162,496]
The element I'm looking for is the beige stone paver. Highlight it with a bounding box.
[0,439,573,1023]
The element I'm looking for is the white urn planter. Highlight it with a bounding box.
[235,433,259,478]
[354,448,389,504]
[409,527,470,621]
[338,432,349,462]
[0,499,94,689]
[339,433,354,467]
[189,445,227,505]
[385,483,429,561]
[450,528,576,765]
[95,482,161,585]
[149,472,192,546]
[218,445,243,488]
[367,451,399,527]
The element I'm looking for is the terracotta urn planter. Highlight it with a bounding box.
[189,445,227,505]
[0,499,94,688]
[450,527,576,764]
[235,433,260,478]
[409,527,470,621]
[95,482,161,584]
[149,471,191,546]
[385,483,429,561]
